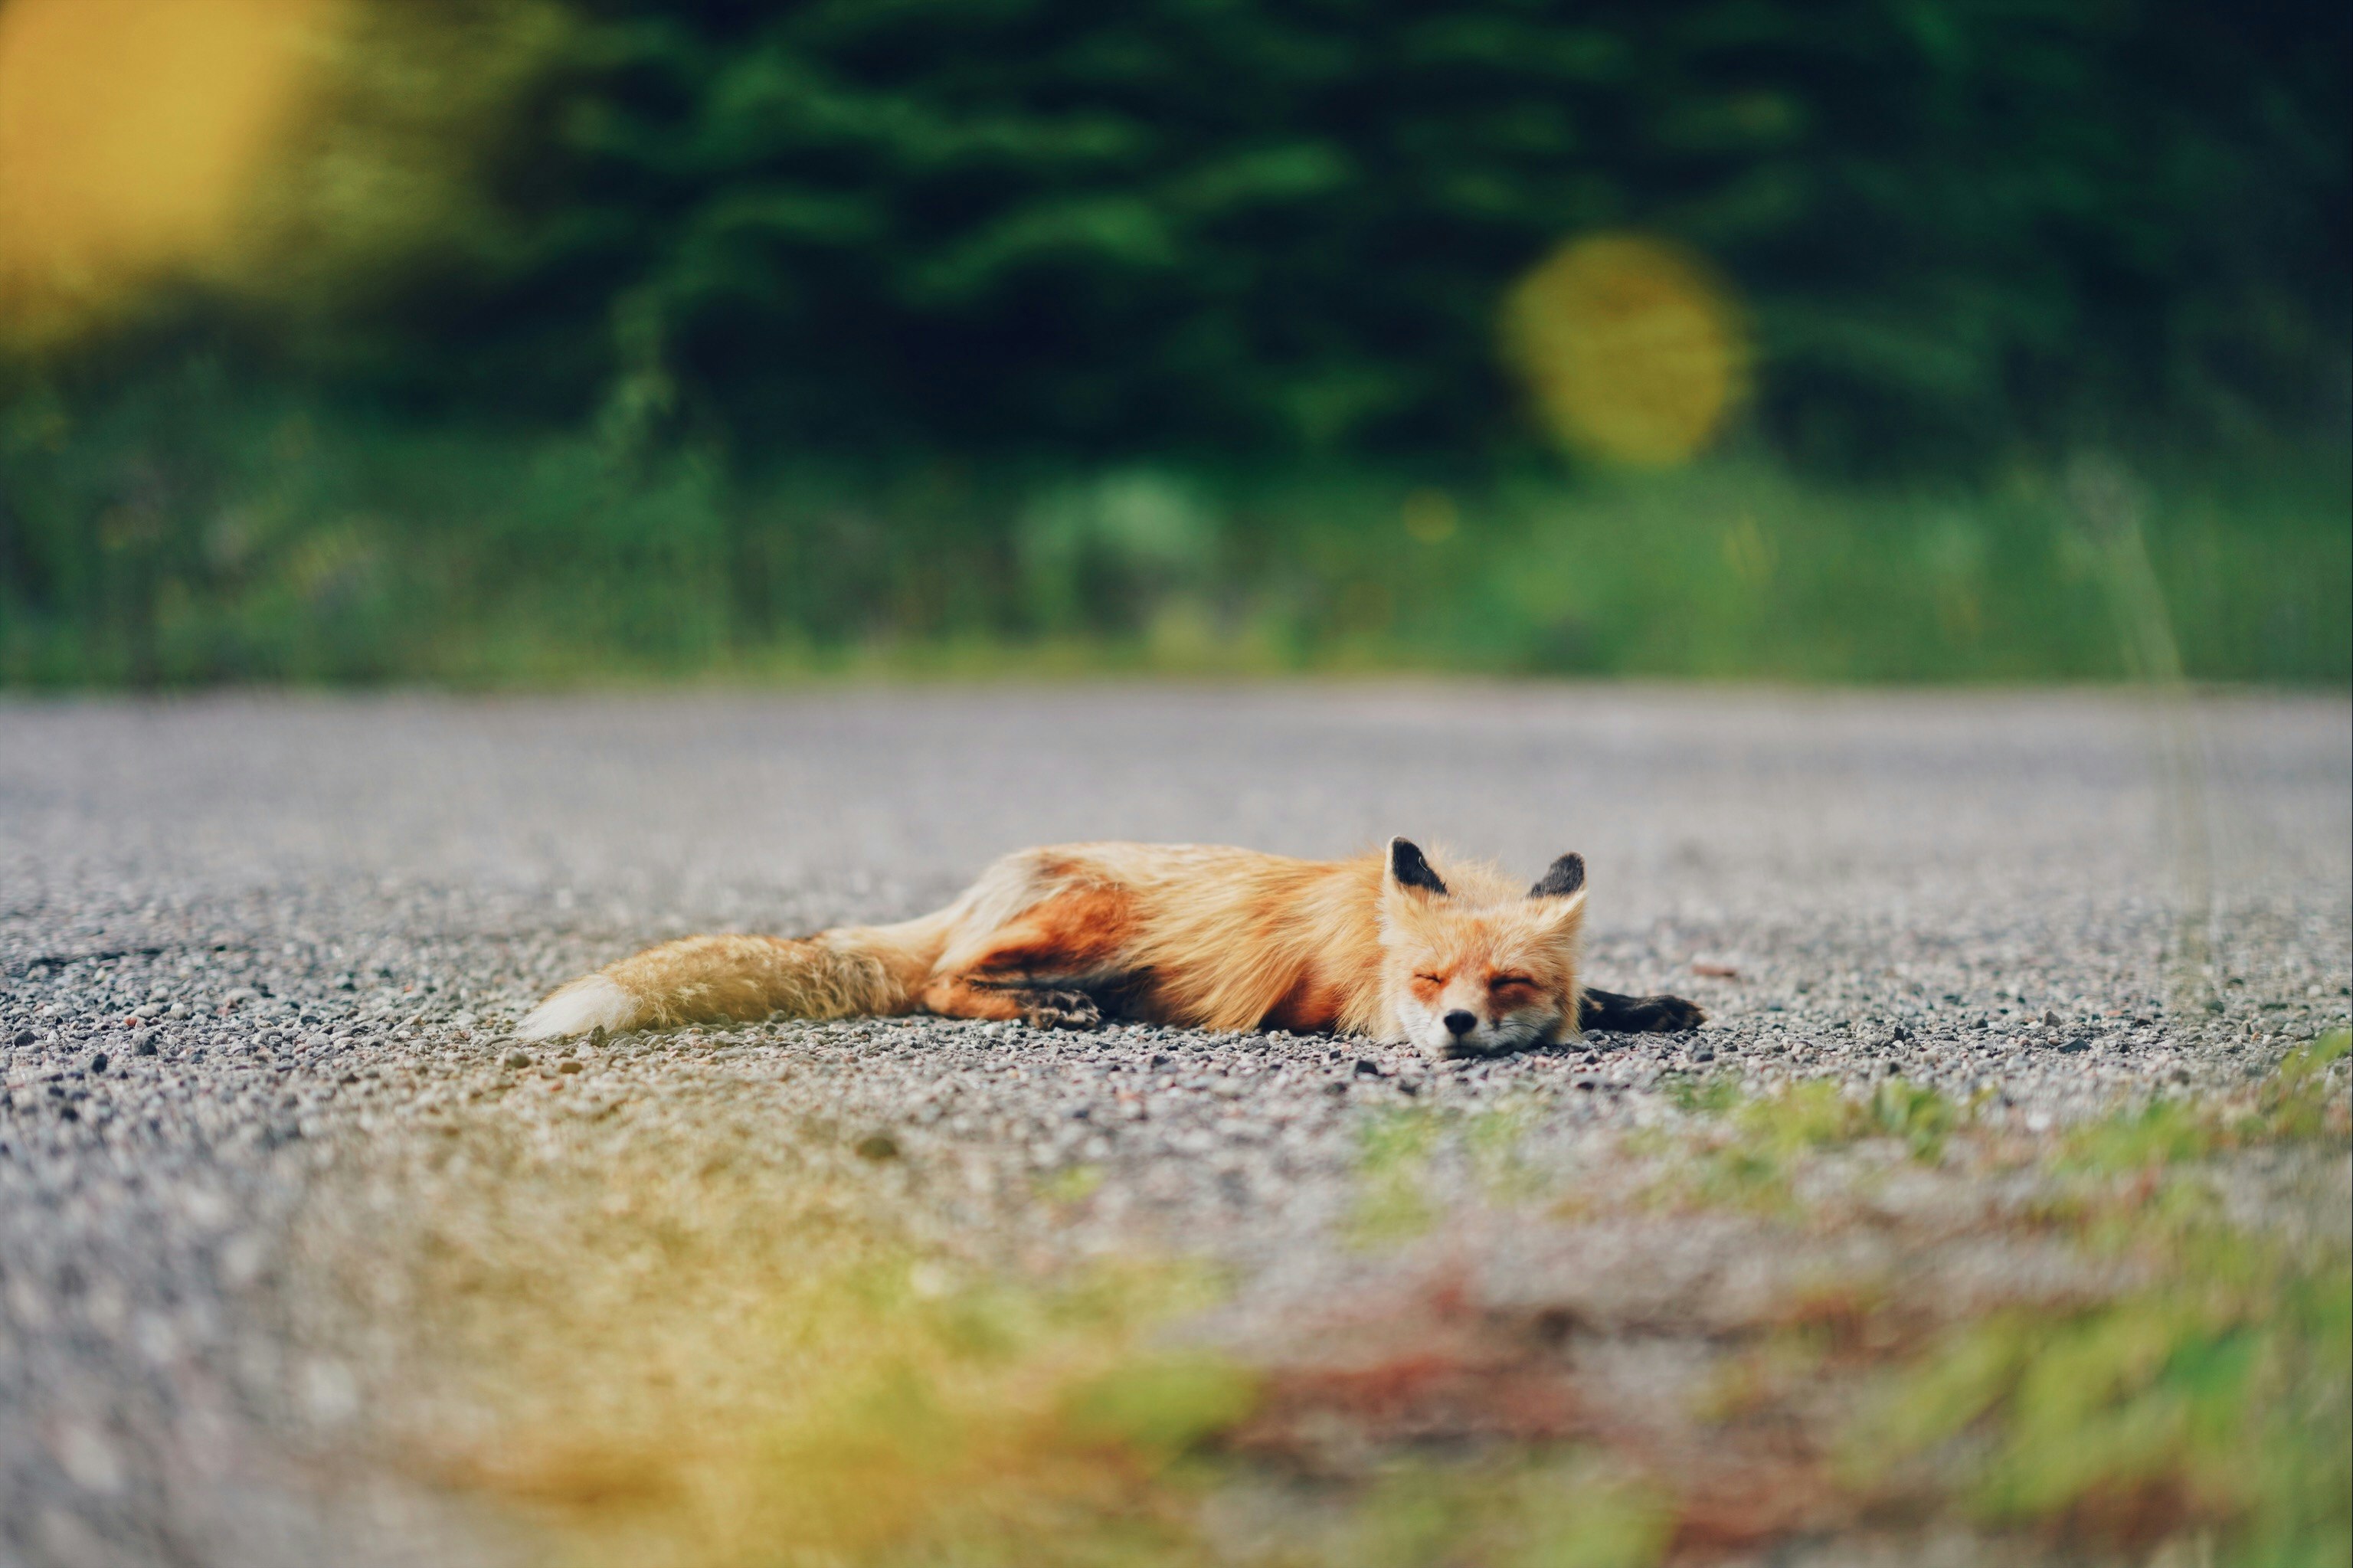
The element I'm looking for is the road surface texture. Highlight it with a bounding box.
[2,686,2347,1567]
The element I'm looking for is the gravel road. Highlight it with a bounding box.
[2,686,2347,1567]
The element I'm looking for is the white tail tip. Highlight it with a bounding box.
[516,974,637,1041]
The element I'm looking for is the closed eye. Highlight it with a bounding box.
[1414,973,1446,985]
[1490,974,1536,989]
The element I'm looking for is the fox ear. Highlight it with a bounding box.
[1529,852,1586,899]
[1387,837,1448,897]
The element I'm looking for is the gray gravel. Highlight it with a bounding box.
[2,685,2347,1566]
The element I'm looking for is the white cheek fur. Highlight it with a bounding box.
[1496,1004,1566,1049]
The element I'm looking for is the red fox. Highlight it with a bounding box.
[519,838,1702,1057]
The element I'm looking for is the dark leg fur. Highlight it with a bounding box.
[1579,987,1705,1033]
[993,986,1104,1030]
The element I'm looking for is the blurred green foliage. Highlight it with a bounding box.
[1320,1458,1670,1568]
[1644,1076,1962,1213]
[1857,1032,2353,1567]
[1860,1208,2350,1565]
[242,0,2349,463]
[1,0,2345,685]
[1350,1105,1444,1245]
[1,364,2343,685]
[2063,1029,2353,1172]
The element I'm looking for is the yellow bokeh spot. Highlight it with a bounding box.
[0,0,334,340]
[1501,233,1749,466]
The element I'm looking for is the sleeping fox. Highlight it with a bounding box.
[518,838,1703,1058]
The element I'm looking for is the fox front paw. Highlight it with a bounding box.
[1579,987,1707,1034]
[1635,994,1706,1033]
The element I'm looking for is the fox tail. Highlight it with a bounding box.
[515,917,947,1041]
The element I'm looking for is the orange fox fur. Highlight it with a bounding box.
[519,838,1701,1058]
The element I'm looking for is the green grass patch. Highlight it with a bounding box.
[1347,1101,1559,1245]
[1348,1107,1445,1246]
[2065,1030,2353,1173]
[1658,1071,1744,1115]
[1036,1163,1108,1206]
[1846,1034,2353,1564]
[1856,1235,2350,1563]
[1650,1077,1963,1213]
[1318,1458,1671,1568]
[1852,1172,2351,1563]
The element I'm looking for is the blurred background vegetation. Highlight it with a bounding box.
[0,0,2345,686]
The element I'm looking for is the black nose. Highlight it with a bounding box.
[1443,1010,1477,1037]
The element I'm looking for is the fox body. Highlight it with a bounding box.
[519,838,1702,1057]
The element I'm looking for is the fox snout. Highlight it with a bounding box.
[1412,987,1542,1058]
[1432,987,1495,1048]
[1433,1000,1516,1056]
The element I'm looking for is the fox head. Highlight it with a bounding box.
[1377,836,1586,1058]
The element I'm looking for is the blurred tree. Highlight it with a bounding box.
[233,0,2342,468]
[7,0,2348,471]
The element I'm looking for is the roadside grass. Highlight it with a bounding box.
[1310,1458,1670,1568]
[1636,1074,1964,1214]
[1347,1098,1551,1246]
[5,375,2345,686]
[306,1033,2350,1567]
[1334,1035,2350,1563]
[1348,1108,1445,1245]
[297,1113,1250,1568]
[306,1101,1684,1568]
[1851,1031,2353,1566]
[1852,1213,2350,1566]
[2063,1029,2353,1174]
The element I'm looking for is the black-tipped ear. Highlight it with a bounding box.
[1529,852,1586,899]
[1387,837,1448,896]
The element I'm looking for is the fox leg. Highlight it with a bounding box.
[918,882,1133,1030]
[1579,987,1705,1033]
[920,974,1104,1030]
